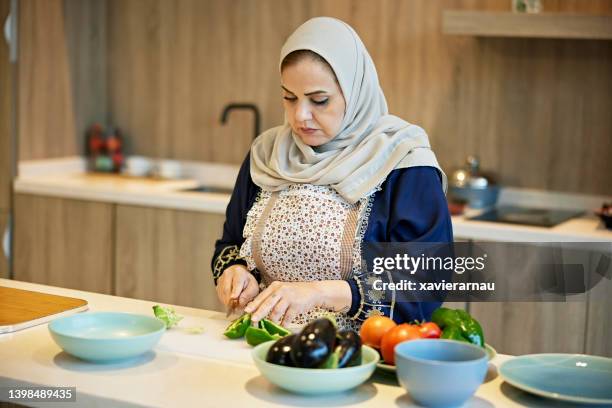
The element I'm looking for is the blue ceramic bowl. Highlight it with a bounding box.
[499,354,612,404]
[449,185,500,209]
[252,341,379,394]
[49,312,166,362]
[395,339,488,407]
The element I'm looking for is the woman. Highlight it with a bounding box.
[212,17,452,331]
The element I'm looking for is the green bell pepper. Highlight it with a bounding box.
[244,319,291,346]
[455,309,485,347]
[223,313,251,339]
[440,325,466,342]
[432,307,485,347]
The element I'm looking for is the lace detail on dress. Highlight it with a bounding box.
[349,185,392,320]
[240,189,270,271]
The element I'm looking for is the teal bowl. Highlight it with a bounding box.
[252,341,379,394]
[395,339,488,407]
[48,312,166,362]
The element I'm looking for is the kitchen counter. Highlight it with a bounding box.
[14,160,234,213]
[14,157,612,242]
[0,279,564,408]
[451,212,611,242]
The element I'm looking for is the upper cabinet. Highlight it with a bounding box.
[443,11,612,40]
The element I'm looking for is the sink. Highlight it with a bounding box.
[180,185,234,194]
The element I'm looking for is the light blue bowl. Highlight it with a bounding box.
[395,339,488,407]
[499,354,612,405]
[48,312,166,362]
[252,341,379,394]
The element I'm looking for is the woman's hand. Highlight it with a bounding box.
[244,280,351,326]
[216,264,259,310]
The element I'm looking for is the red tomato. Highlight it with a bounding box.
[418,322,441,339]
[380,324,424,365]
[359,316,397,349]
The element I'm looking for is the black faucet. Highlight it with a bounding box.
[220,103,261,140]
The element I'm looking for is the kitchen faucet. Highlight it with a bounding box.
[220,103,261,140]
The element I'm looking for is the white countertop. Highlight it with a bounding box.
[13,157,612,242]
[451,213,611,242]
[0,279,566,408]
[14,172,232,213]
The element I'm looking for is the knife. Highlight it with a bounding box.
[226,298,239,318]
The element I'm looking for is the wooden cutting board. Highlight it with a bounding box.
[0,286,88,333]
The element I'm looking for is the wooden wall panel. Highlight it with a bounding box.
[115,204,226,312]
[106,0,612,195]
[0,0,10,212]
[13,194,113,294]
[18,0,78,160]
[0,211,8,279]
[63,0,108,154]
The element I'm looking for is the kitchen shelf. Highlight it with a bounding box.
[442,10,612,40]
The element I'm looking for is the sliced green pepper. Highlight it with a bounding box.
[244,319,291,346]
[260,319,291,337]
[319,350,340,369]
[223,313,251,339]
[245,326,283,346]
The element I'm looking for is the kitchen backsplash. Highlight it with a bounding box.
[17,0,612,196]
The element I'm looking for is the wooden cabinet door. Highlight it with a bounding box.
[468,243,591,356]
[0,210,8,279]
[115,205,226,312]
[13,194,114,293]
[0,0,10,214]
[585,249,612,357]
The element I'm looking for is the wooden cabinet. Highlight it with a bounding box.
[470,301,588,356]
[115,204,226,312]
[12,194,227,310]
[0,211,8,279]
[585,250,612,357]
[13,194,114,294]
[0,0,10,214]
[465,243,611,357]
[0,0,12,280]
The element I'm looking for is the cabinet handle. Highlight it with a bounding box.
[2,215,9,261]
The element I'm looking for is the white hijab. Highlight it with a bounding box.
[250,17,447,204]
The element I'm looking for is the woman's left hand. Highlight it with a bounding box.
[244,280,351,326]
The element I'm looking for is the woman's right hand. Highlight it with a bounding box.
[216,264,259,310]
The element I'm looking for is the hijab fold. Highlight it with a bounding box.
[250,17,447,204]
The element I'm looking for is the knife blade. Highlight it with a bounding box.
[226,298,239,318]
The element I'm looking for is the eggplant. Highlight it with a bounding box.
[266,334,297,367]
[335,330,362,368]
[291,318,336,368]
